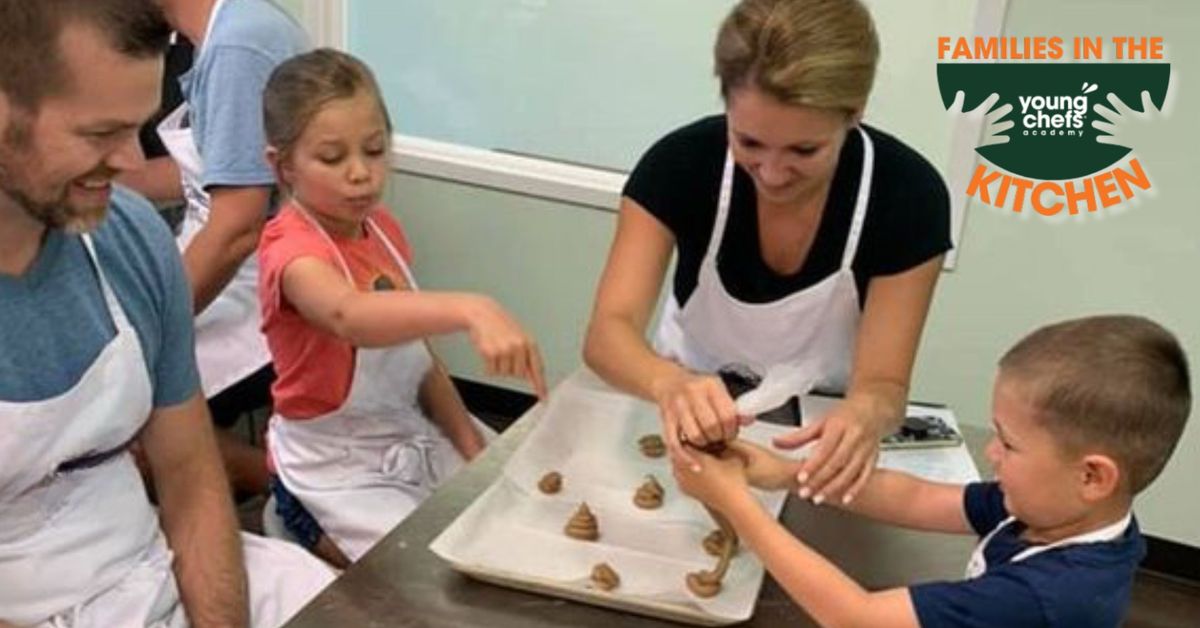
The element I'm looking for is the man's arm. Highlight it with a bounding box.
[140,393,247,628]
[182,186,269,313]
[116,156,184,207]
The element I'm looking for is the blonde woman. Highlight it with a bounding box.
[585,0,950,505]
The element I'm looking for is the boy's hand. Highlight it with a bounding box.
[671,446,749,513]
[726,440,804,491]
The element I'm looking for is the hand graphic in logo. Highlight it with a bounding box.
[946,91,1014,147]
[1092,74,1176,157]
[938,63,1170,179]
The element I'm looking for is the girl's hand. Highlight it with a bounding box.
[772,401,888,505]
[671,447,749,513]
[458,295,548,399]
[454,429,487,462]
[650,371,748,471]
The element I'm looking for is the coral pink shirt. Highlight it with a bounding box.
[258,202,414,419]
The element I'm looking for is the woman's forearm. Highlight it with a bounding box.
[583,314,688,402]
[845,379,908,433]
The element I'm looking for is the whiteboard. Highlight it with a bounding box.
[348,0,983,175]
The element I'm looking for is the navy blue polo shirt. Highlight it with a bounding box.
[909,482,1144,627]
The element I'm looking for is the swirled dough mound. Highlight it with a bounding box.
[686,570,722,598]
[564,502,600,541]
[633,475,665,509]
[638,434,666,458]
[590,562,620,591]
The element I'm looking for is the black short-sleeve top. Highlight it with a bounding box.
[623,115,952,308]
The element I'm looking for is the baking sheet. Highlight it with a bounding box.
[430,369,796,625]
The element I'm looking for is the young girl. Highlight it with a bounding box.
[258,48,547,566]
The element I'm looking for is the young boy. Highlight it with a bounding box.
[675,315,1191,627]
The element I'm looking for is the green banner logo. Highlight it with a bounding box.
[938,63,1170,180]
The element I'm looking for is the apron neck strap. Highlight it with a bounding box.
[79,234,133,331]
[706,126,876,273]
[362,219,418,290]
[292,201,419,290]
[839,127,874,270]
[196,0,231,53]
[703,150,737,266]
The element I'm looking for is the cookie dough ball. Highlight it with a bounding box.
[564,502,600,541]
[702,529,727,557]
[590,562,620,591]
[633,474,665,509]
[638,434,666,458]
[686,570,722,598]
[538,471,563,494]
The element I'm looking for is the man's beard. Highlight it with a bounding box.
[0,118,109,234]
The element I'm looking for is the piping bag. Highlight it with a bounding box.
[733,361,822,418]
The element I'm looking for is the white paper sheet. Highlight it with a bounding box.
[430,369,799,625]
[431,373,981,624]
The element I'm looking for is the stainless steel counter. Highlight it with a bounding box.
[285,408,987,627]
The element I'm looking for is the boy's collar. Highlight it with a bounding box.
[1019,509,1133,546]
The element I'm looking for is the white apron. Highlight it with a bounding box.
[0,234,176,627]
[964,512,1133,579]
[268,210,466,562]
[654,127,875,393]
[0,236,332,627]
[157,0,271,397]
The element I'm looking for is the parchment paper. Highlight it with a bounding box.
[430,369,795,625]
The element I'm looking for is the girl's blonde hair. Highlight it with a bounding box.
[263,47,392,161]
[714,0,879,113]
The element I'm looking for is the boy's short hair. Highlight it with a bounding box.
[999,315,1191,494]
[0,0,170,111]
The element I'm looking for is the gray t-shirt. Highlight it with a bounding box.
[181,0,310,190]
[0,187,199,407]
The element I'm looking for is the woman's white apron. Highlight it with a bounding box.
[654,127,875,394]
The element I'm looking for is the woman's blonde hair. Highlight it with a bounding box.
[714,0,879,113]
[263,47,392,161]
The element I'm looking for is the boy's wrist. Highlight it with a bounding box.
[716,484,762,520]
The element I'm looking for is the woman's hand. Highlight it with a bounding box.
[457,295,548,399]
[772,400,891,505]
[651,370,747,470]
